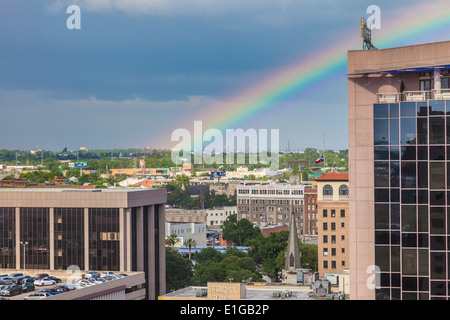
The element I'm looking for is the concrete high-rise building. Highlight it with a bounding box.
[348,40,450,300]
[0,188,166,300]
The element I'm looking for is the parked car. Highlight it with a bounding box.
[84,271,100,279]
[24,292,52,300]
[16,276,32,284]
[54,285,70,293]
[21,282,35,293]
[32,274,49,280]
[21,278,35,284]
[100,271,117,278]
[66,284,79,291]
[13,277,25,284]
[34,277,56,286]
[47,276,61,283]
[67,284,84,290]
[40,288,60,295]
[89,277,106,284]
[0,278,14,285]
[76,280,93,287]
[9,273,24,280]
[78,279,93,285]
[1,284,21,296]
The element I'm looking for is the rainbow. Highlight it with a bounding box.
[161,1,450,147]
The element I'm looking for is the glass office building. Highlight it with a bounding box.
[373,100,450,299]
[0,188,167,300]
[348,40,450,300]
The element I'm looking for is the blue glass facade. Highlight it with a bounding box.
[374,100,450,300]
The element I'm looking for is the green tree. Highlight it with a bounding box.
[174,174,190,188]
[247,231,289,280]
[275,240,318,272]
[298,241,318,271]
[192,262,226,286]
[165,233,180,251]
[221,214,262,246]
[185,238,197,260]
[191,247,262,285]
[165,248,193,292]
[194,247,223,264]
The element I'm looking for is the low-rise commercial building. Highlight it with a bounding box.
[237,184,304,233]
[0,187,167,300]
[206,206,237,227]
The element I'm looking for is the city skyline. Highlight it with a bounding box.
[1,0,450,152]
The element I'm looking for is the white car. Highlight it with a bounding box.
[88,278,105,284]
[35,277,56,286]
[100,272,117,278]
[84,271,100,279]
[76,279,93,287]
[24,292,51,300]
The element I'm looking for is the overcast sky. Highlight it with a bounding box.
[0,0,447,151]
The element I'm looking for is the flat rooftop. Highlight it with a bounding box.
[348,40,450,75]
[0,187,167,208]
[0,187,161,192]
[159,284,326,300]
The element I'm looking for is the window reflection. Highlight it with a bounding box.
[374,99,450,299]
[401,102,416,117]
[401,118,416,145]
[390,119,399,145]
[375,161,389,187]
[390,162,400,188]
[417,118,427,144]
[374,119,389,145]
[429,117,445,144]
[20,208,49,270]
[375,204,389,229]
[89,208,120,271]
[430,162,445,189]
[374,103,389,118]
[0,208,15,269]
[54,208,84,270]
[401,162,416,188]
[390,103,399,118]
[429,100,445,115]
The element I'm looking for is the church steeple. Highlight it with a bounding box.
[285,211,302,272]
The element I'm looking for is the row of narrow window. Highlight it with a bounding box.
[323,185,349,196]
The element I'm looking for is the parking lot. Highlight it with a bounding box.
[0,271,128,300]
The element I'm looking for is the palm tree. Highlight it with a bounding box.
[166,233,179,251]
[185,238,197,260]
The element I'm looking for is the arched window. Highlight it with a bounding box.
[339,185,349,195]
[323,185,333,196]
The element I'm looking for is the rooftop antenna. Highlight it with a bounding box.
[360,18,377,50]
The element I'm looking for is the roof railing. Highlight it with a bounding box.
[404,90,432,102]
[432,88,450,100]
[376,92,401,103]
[376,90,447,103]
